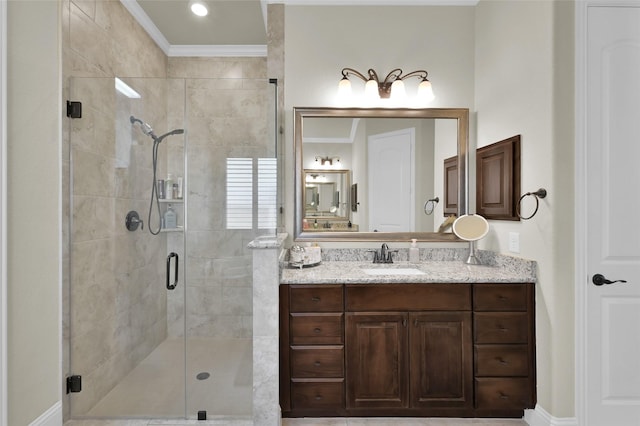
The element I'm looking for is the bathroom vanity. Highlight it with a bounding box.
[279,252,536,419]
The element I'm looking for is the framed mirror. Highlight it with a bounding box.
[294,107,469,242]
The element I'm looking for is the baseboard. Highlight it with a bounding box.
[29,400,62,426]
[525,405,578,426]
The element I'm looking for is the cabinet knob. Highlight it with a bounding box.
[315,395,323,401]
[313,328,322,334]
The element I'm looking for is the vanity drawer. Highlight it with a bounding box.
[474,312,529,344]
[290,313,344,345]
[291,380,344,409]
[346,283,471,311]
[475,377,532,409]
[291,346,344,378]
[474,345,529,376]
[290,285,343,313]
[473,284,529,311]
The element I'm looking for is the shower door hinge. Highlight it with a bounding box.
[66,375,82,394]
[66,100,82,118]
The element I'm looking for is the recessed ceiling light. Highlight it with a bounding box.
[189,0,208,17]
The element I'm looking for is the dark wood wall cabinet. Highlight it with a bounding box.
[280,282,536,418]
[476,135,521,221]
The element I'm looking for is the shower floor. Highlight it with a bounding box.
[84,337,252,419]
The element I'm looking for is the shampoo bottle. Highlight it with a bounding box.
[165,174,174,200]
[164,204,177,229]
[409,238,420,263]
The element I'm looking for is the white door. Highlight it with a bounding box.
[368,128,415,232]
[583,5,640,425]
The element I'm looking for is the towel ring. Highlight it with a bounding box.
[423,197,439,215]
[516,188,547,220]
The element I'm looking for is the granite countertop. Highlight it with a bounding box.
[280,249,537,285]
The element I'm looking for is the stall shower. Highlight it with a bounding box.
[63,76,279,421]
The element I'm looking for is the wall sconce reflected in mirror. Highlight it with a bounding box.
[338,68,435,103]
[315,156,340,166]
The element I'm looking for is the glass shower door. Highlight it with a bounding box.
[184,77,279,419]
[66,77,187,419]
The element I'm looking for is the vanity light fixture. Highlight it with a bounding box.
[189,0,209,17]
[315,156,338,166]
[338,68,435,102]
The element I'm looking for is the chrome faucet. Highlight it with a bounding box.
[370,243,397,263]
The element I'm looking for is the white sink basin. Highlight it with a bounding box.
[361,268,426,276]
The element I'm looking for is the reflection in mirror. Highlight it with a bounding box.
[303,169,353,231]
[294,107,469,242]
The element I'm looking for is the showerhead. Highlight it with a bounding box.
[130,115,156,138]
[155,128,185,143]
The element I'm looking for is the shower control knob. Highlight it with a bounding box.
[125,210,144,232]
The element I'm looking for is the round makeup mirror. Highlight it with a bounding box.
[453,214,489,264]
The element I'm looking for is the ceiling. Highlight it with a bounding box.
[122,0,478,57]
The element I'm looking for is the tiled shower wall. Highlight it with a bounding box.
[62,0,169,417]
[62,0,271,418]
[167,57,270,339]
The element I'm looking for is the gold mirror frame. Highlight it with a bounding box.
[294,107,469,242]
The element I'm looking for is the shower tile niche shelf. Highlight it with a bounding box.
[161,226,184,233]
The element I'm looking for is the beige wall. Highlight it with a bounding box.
[474,0,575,417]
[7,1,61,424]
[284,5,476,240]
[284,1,575,419]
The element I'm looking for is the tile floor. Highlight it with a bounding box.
[65,418,527,426]
[65,337,527,426]
[72,338,252,419]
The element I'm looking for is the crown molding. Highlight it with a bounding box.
[120,0,171,55]
[168,45,268,57]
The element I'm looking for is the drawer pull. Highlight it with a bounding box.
[499,392,509,400]
[498,325,509,332]
[311,296,321,302]
[315,395,323,401]
[498,295,508,301]
[314,328,322,334]
[497,357,508,365]
[314,361,321,367]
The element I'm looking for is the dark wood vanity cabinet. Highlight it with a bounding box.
[280,284,345,414]
[473,283,536,416]
[280,282,535,418]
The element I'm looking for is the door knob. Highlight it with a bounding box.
[592,273,627,286]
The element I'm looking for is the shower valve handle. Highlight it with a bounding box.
[125,211,144,231]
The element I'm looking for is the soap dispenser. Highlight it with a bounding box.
[409,238,420,263]
[164,204,177,229]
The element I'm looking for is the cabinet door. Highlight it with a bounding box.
[410,312,473,409]
[345,312,409,408]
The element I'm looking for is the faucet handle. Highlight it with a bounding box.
[386,250,398,263]
[367,249,380,263]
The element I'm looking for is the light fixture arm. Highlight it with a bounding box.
[341,67,369,83]
[399,69,429,81]
[340,68,431,99]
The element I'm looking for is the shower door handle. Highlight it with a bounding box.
[166,252,179,290]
